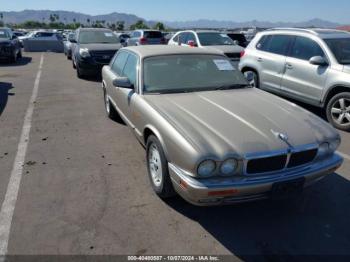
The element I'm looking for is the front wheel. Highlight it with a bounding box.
[146,135,176,199]
[103,87,119,120]
[326,92,350,131]
[243,70,259,88]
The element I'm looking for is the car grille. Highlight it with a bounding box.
[90,50,118,64]
[247,154,287,174]
[246,148,318,175]
[224,53,240,60]
[288,149,318,168]
[0,45,12,55]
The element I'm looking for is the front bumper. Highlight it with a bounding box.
[169,154,343,206]
[77,57,110,75]
[0,46,14,58]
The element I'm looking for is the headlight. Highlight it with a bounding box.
[317,142,330,159]
[197,160,216,178]
[79,48,90,58]
[220,159,238,176]
[329,138,341,153]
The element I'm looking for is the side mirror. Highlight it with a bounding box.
[12,35,18,40]
[187,40,197,47]
[309,56,328,66]
[113,77,134,89]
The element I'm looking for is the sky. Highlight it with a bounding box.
[1,0,350,23]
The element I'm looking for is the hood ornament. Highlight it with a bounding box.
[271,130,293,148]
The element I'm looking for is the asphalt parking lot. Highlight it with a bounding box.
[1,52,350,259]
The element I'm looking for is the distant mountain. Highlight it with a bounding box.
[0,10,145,27]
[0,10,343,29]
[165,18,341,29]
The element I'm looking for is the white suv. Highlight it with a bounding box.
[239,28,350,131]
[168,30,244,66]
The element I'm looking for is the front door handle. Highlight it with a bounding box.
[286,63,293,70]
[257,57,263,62]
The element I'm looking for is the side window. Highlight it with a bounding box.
[266,35,292,56]
[256,35,270,51]
[134,31,141,38]
[111,52,129,75]
[173,34,179,43]
[179,33,189,44]
[122,54,138,87]
[290,36,325,61]
[187,33,197,43]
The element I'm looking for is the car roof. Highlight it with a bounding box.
[122,45,224,58]
[264,28,350,39]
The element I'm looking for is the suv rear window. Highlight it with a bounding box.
[256,35,292,56]
[144,31,162,38]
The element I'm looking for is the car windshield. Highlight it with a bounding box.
[197,33,235,46]
[325,38,350,64]
[78,31,120,44]
[143,55,249,94]
[0,29,11,39]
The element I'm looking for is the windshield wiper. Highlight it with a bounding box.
[215,84,249,90]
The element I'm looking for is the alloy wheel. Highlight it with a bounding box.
[331,98,350,126]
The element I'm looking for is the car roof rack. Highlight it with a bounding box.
[266,28,319,35]
[266,28,348,36]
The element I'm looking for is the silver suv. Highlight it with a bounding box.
[239,28,350,131]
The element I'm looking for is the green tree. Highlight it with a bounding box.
[116,21,125,31]
[153,22,165,31]
[87,18,90,26]
[0,13,3,21]
[129,20,149,30]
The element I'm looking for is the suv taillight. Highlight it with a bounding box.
[140,37,147,44]
[240,50,245,58]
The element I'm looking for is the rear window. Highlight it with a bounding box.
[144,31,162,38]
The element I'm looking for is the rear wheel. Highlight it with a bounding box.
[72,57,76,69]
[103,87,119,120]
[146,135,176,199]
[326,92,350,131]
[243,70,259,88]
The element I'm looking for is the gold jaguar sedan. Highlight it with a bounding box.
[102,45,343,206]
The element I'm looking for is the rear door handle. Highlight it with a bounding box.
[257,57,263,62]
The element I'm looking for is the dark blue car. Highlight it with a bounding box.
[0,28,22,63]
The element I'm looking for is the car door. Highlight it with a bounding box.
[179,33,190,46]
[281,36,329,104]
[115,53,139,122]
[255,35,293,92]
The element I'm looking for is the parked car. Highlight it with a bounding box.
[225,32,249,47]
[162,32,175,44]
[64,32,75,60]
[168,30,244,65]
[127,30,166,46]
[71,28,123,78]
[102,45,342,206]
[0,27,22,63]
[239,28,350,131]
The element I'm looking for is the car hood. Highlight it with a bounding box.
[79,43,122,51]
[0,39,11,44]
[204,45,244,54]
[144,88,338,157]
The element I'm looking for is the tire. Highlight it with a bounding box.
[326,92,350,131]
[243,70,259,88]
[76,65,84,79]
[17,49,22,59]
[146,135,176,199]
[72,57,76,69]
[9,51,17,63]
[103,87,119,120]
